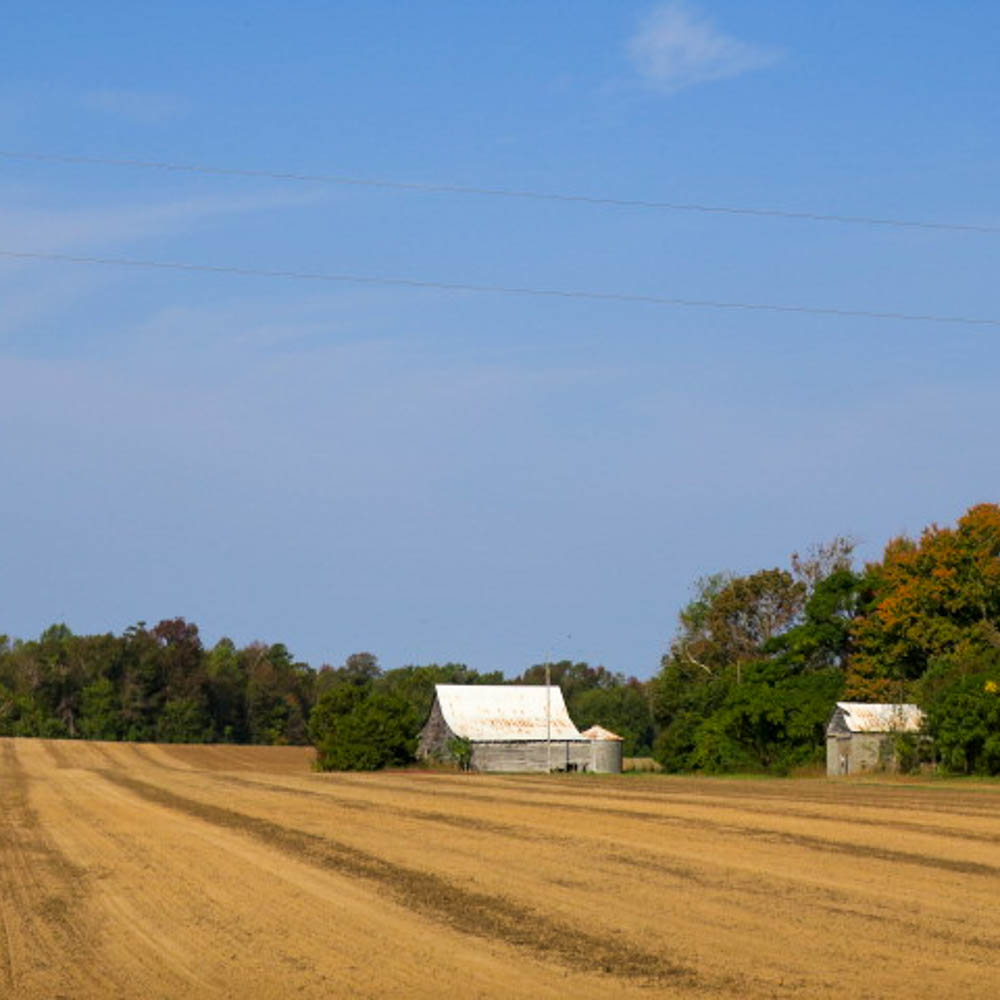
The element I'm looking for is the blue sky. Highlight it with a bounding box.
[2,2,998,676]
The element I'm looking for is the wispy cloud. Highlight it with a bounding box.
[0,186,325,252]
[79,88,185,124]
[627,3,778,94]
[0,187,327,343]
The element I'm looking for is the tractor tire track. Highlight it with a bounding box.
[0,742,108,997]
[97,768,703,990]
[212,771,1000,954]
[111,748,1000,878]
[319,775,1000,877]
[150,769,1000,951]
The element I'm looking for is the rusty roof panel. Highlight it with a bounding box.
[580,725,624,741]
[835,702,924,734]
[435,684,585,742]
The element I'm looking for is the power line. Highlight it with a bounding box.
[1,149,997,235]
[2,247,998,328]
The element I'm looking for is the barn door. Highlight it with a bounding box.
[838,736,851,774]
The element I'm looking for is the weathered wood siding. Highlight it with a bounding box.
[826,733,893,775]
[827,735,849,775]
[417,699,456,760]
[470,740,593,773]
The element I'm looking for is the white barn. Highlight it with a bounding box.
[417,684,620,773]
[826,702,924,775]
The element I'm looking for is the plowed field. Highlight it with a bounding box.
[2,738,998,998]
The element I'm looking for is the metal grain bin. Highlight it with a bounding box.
[580,725,624,774]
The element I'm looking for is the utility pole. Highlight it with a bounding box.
[545,661,552,774]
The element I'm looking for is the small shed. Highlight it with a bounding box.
[580,725,624,774]
[418,684,593,772]
[825,702,924,776]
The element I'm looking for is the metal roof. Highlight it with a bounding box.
[580,724,624,741]
[434,684,585,742]
[833,702,924,734]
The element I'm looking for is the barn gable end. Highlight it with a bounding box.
[416,696,457,760]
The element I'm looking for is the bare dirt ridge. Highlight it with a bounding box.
[0,743,108,997]
[98,768,692,987]
[2,738,999,999]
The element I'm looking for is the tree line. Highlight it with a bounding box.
[0,619,314,745]
[0,621,655,767]
[651,503,1000,775]
[4,503,1000,774]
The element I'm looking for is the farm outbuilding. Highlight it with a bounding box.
[580,724,624,774]
[418,684,621,773]
[825,701,924,776]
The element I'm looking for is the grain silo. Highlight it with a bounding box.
[580,724,624,773]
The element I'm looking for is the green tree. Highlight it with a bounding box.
[341,651,382,686]
[765,569,861,671]
[0,684,67,737]
[446,736,473,770]
[242,643,313,745]
[515,661,620,703]
[696,660,843,773]
[666,570,806,681]
[310,685,416,771]
[307,657,512,770]
[204,638,248,742]
[156,697,214,743]
[705,570,807,678]
[919,650,1000,774]
[570,681,655,756]
[118,623,167,741]
[653,557,854,772]
[79,677,122,740]
[34,623,87,736]
[0,621,319,746]
[379,663,501,728]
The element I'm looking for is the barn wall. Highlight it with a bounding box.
[827,735,852,775]
[827,733,895,775]
[470,741,592,773]
[850,733,893,773]
[416,699,456,760]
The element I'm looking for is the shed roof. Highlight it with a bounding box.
[580,724,623,741]
[434,684,585,742]
[832,702,924,734]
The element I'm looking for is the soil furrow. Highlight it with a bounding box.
[164,770,1000,942]
[498,780,1000,845]
[97,768,701,989]
[354,771,1000,823]
[209,772,574,844]
[39,739,75,769]
[611,851,1000,953]
[0,743,106,995]
[5,739,999,998]
[308,776,1000,877]
[0,900,12,990]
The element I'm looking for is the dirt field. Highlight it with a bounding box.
[2,738,999,999]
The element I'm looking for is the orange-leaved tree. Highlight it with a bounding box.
[847,504,1000,698]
